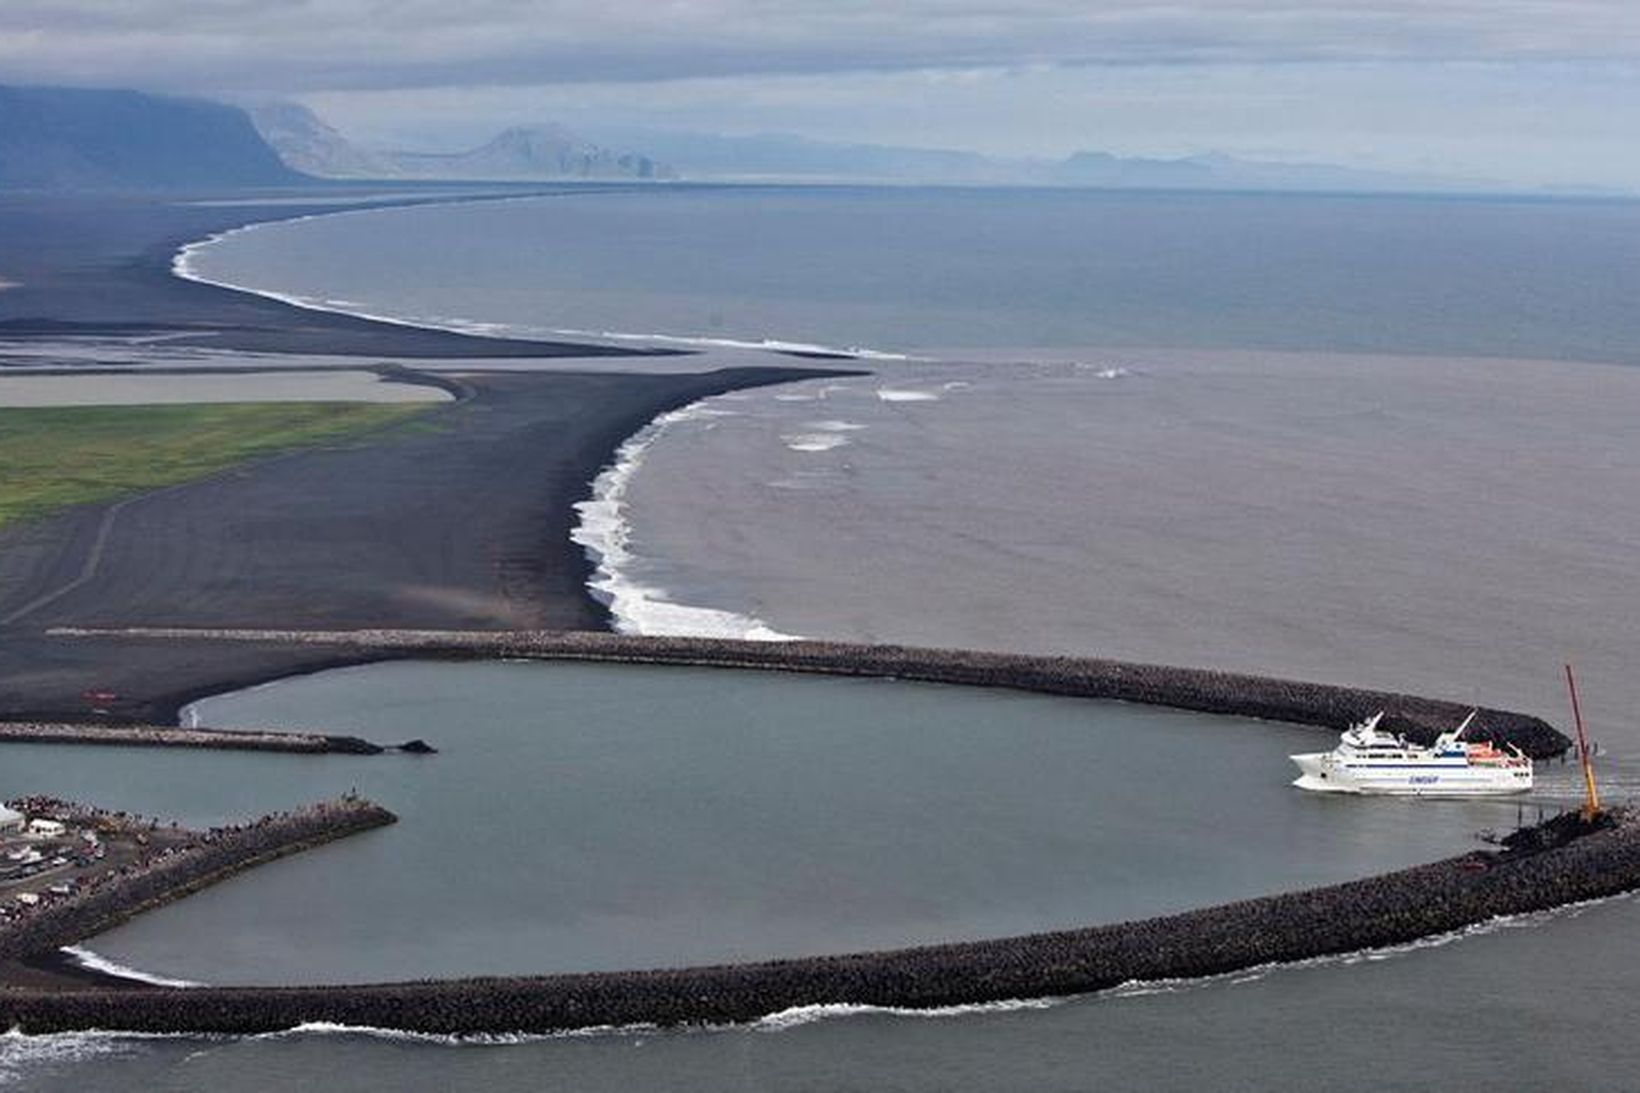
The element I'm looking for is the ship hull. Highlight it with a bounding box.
[1291,752,1533,796]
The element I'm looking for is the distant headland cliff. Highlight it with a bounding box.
[0,85,303,190]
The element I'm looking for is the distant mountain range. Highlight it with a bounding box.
[592,126,1493,193]
[248,103,673,182]
[0,85,1510,194]
[260,104,1487,192]
[0,85,302,189]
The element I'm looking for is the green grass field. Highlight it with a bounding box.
[0,402,431,527]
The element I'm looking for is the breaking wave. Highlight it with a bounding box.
[546,327,914,361]
[781,432,852,452]
[1,887,1626,1084]
[170,211,488,337]
[255,1020,654,1046]
[0,1028,202,1088]
[59,946,205,989]
[751,997,1062,1031]
[571,399,799,641]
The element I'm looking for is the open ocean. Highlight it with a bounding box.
[8,185,1640,1089]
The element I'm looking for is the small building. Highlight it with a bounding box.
[25,818,67,839]
[0,805,23,834]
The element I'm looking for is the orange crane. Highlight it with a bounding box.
[1565,663,1601,819]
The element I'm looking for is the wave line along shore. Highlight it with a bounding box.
[1,808,1632,1036]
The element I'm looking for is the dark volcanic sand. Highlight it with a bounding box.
[0,365,846,723]
[0,187,853,719]
[0,188,659,358]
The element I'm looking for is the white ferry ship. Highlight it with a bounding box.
[1291,711,1533,796]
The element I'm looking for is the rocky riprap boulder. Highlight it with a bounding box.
[3,808,1633,1037]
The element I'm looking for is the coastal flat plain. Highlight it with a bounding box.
[0,401,430,526]
[0,363,839,721]
[0,188,848,720]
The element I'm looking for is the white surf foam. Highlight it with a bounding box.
[547,327,914,361]
[751,909,1571,1030]
[781,418,865,450]
[0,1028,199,1087]
[571,400,800,641]
[260,1020,653,1046]
[174,203,916,363]
[753,996,1062,1032]
[1,888,1620,1075]
[776,383,857,402]
[781,433,852,453]
[1101,889,1638,1002]
[875,387,941,402]
[60,946,205,988]
[1074,363,1133,380]
[748,892,1640,1035]
[173,211,521,342]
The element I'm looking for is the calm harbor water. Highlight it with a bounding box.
[2,660,1624,1092]
[2,661,1547,984]
[7,186,1640,1088]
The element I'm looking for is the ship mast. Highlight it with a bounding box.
[1565,662,1601,819]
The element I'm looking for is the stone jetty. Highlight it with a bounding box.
[54,626,1572,757]
[0,720,384,754]
[1,808,1633,1036]
[0,796,396,964]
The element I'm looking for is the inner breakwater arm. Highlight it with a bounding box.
[0,721,384,754]
[49,626,1573,758]
[0,796,397,965]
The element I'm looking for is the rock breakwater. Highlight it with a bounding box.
[0,721,383,754]
[53,627,1572,758]
[0,796,396,964]
[2,808,1633,1036]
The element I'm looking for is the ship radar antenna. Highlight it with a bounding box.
[1564,662,1602,820]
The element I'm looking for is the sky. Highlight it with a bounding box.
[2,1,1638,187]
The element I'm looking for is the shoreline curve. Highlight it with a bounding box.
[1,809,1631,1036]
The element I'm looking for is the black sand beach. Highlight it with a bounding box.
[0,187,855,721]
[0,188,660,358]
[0,365,845,722]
